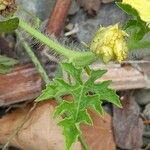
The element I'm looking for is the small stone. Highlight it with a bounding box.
[113,93,144,149]
[16,0,55,20]
[143,103,150,119]
[65,23,74,31]
[134,89,150,105]
[71,3,127,43]
[69,0,80,15]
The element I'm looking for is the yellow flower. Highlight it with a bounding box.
[122,0,150,27]
[90,24,128,63]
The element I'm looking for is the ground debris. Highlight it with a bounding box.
[77,0,101,16]
[113,92,144,150]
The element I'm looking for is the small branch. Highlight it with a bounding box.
[46,0,72,36]
[143,120,150,125]
[64,24,79,37]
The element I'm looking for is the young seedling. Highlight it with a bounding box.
[0,0,150,149]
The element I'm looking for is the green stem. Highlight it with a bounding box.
[18,19,96,67]
[84,66,91,76]
[19,19,71,58]
[78,135,88,150]
[67,73,72,84]
[18,34,50,84]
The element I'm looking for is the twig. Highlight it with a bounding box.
[46,0,72,36]
[64,24,79,36]
[143,120,150,125]
[122,60,150,64]
[2,103,37,150]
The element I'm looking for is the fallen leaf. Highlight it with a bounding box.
[0,100,116,150]
[81,110,116,150]
[0,101,81,150]
[113,92,144,149]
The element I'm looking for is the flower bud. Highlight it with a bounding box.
[90,24,128,63]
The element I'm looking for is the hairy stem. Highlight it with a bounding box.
[18,33,50,84]
[18,19,96,67]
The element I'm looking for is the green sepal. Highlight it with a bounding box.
[0,55,18,74]
[0,17,19,33]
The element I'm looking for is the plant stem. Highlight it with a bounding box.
[18,34,50,84]
[67,73,72,84]
[84,66,91,75]
[18,19,91,150]
[78,135,88,150]
[19,19,71,58]
[18,19,96,67]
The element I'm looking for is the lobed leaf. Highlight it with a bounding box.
[58,118,80,150]
[36,62,121,150]
[116,2,139,18]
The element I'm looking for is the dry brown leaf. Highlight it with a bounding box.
[113,92,144,149]
[0,101,116,150]
[0,101,81,150]
[81,110,116,150]
[77,0,101,15]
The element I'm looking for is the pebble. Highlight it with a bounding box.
[143,103,150,119]
[134,89,150,105]
[102,0,114,4]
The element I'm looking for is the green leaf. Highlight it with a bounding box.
[82,95,104,116]
[61,63,82,84]
[99,89,122,108]
[77,110,93,125]
[0,55,18,74]
[125,20,150,41]
[0,17,19,33]
[85,69,107,85]
[36,62,121,150]
[116,2,140,18]
[0,64,12,74]
[35,83,57,102]
[58,118,80,150]
[54,101,75,118]
[116,2,150,46]
[123,20,138,30]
